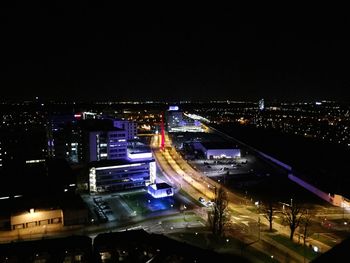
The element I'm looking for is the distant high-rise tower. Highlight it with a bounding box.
[165,106,183,132]
[259,99,265,111]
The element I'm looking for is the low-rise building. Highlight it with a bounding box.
[193,142,241,159]
[89,159,156,193]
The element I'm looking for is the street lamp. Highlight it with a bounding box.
[183,205,187,221]
[258,217,261,241]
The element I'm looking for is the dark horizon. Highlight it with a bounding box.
[1,97,349,104]
[1,7,350,102]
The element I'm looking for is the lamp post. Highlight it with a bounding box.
[183,205,187,221]
[258,217,261,241]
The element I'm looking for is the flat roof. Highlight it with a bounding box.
[0,192,86,217]
[79,119,123,132]
[151,182,172,190]
[127,142,151,153]
[200,141,239,150]
[89,158,154,168]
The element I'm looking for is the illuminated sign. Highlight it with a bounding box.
[168,106,179,111]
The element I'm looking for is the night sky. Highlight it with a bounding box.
[1,7,350,102]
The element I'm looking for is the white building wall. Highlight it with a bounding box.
[206,149,241,159]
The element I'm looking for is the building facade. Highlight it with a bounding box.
[113,119,137,140]
[165,107,183,132]
[194,142,241,159]
[11,209,63,230]
[89,159,156,193]
[87,129,127,162]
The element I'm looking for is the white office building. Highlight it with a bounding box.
[193,142,241,159]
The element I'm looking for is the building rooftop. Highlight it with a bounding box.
[200,141,239,150]
[79,119,123,132]
[0,235,92,262]
[127,141,151,152]
[89,158,154,168]
[150,182,172,190]
[0,192,86,217]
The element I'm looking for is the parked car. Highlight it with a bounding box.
[206,201,214,207]
[198,197,206,203]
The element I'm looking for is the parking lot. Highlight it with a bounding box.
[188,150,280,182]
[82,188,197,224]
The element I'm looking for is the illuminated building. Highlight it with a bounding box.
[11,208,63,230]
[165,106,183,132]
[193,142,241,159]
[51,117,139,163]
[113,119,138,140]
[127,140,153,161]
[147,182,173,198]
[0,193,88,231]
[89,159,156,193]
[86,129,127,162]
[80,120,127,162]
[259,98,265,111]
[89,138,155,193]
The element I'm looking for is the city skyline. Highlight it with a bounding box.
[1,7,350,102]
[0,93,349,261]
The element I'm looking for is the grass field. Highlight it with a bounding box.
[120,191,177,215]
[269,234,319,261]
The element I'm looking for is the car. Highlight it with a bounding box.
[207,165,211,168]
[198,197,205,203]
[206,201,214,207]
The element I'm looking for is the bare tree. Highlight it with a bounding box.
[282,203,306,240]
[259,201,276,232]
[208,186,229,237]
[300,210,311,246]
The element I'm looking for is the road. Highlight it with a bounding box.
[151,132,335,262]
[0,209,204,243]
